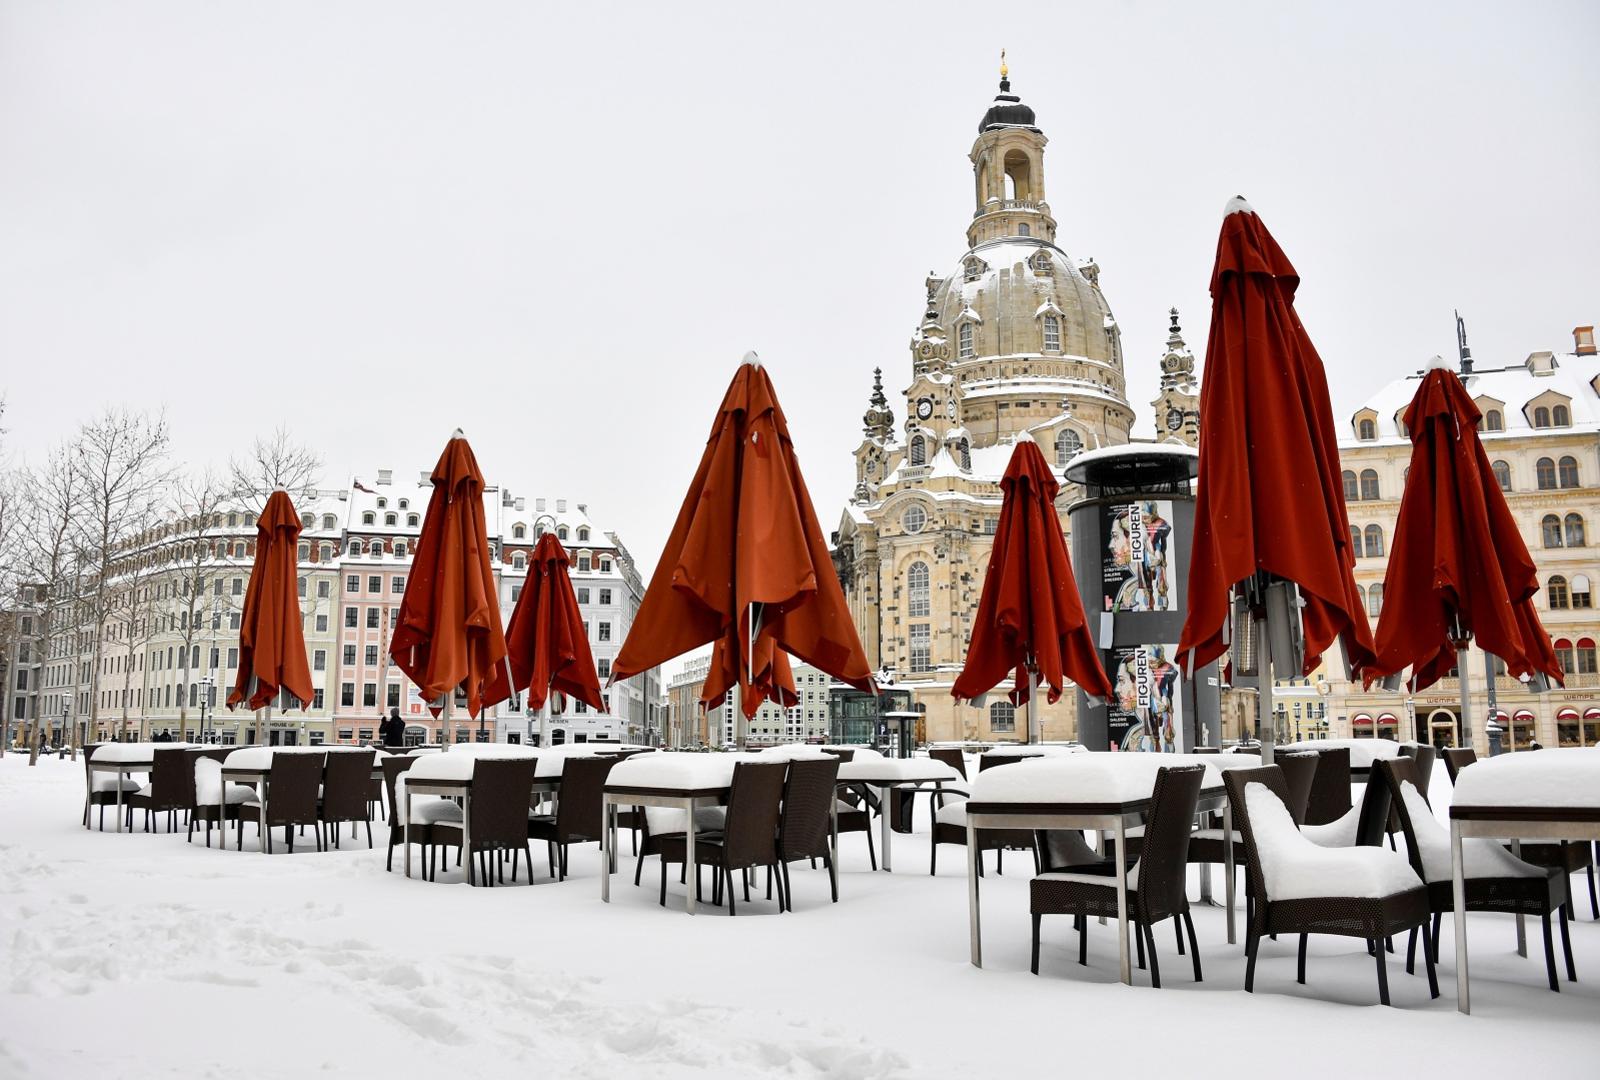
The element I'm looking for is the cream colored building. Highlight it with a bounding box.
[834,70,1196,744]
[1312,326,1600,752]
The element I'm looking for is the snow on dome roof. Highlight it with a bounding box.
[978,74,1039,133]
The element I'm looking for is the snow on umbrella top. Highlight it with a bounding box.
[1367,362,1562,692]
[1178,198,1375,679]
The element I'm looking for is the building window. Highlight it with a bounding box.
[1492,460,1511,491]
[578,527,590,542]
[1363,524,1384,558]
[343,644,356,666]
[577,587,590,604]
[315,614,328,633]
[1484,409,1503,432]
[313,650,326,672]
[1548,575,1570,609]
[1555,638,1574,673]
[989,701,1016,733]
[1358,469,1380,501]
[362,683,377,707]
[362,512,375,525]
[341,683,355,707]
[1542,514,1564,548]
[598,622,611,642]
[344,607,358,628]
[909,624,931,673]
[346,575,359,593]
[1042,315,1060,353]
[1534,407,1551,428]
[365,645,379,666]
[597,658,611,679]
[1018,223,1031,237]
[1577,638,1598,675]
[907,561,930,617]
[387,683,401,708]
[599,588,612,605]
[1537,457,1557,490]
[959,322,975,360]
[366,608,380,629]
[902,505,927,534]
[1342,470,1358,500]
[1566,513,1586,547]
[578,554,591,572]
[1554,404,1571,427]
[1357,418,1376,441]
[1573,574,1593,610]
[1366,583,1383,618]
[557,526,569,541]
[349,540,364,556]
[394,543,407,558]
[1055,429,1082,467]
[957,438,971,470]
[1559,455,1580,488]
[909,434,926,467]
[600,557,612,572]
[407,514,419,527]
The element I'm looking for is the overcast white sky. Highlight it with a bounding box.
[3,2,1597,611]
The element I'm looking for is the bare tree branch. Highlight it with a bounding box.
[229,426,321,513]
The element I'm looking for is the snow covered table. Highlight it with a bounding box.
[1448,747,1600,1013]
[400,745,552,883]
[1274,737,1405,777]
[961,753,1243,985]
[221,747,385,855]
[834,756,962,873]
[86,743,199,833]
[600,754,742,914]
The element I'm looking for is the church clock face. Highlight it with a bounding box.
[916,398,934,421]
[945,398,957,420]
[1166,408,1184,432]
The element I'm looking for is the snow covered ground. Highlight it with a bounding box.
[1,753,1596,1079]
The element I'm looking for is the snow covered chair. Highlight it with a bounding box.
[1224,765,1436,1005]
[81,745,138,831]
[236,752,325,854]
[124,748,195,833]
[1028,765,1206,986]
[930,753,1035,877]
[768,756,841,910]
[188,752,256,848]
[1377,757,1575,991]
[1302,746,1353,826]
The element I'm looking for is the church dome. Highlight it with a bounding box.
[978,76,1038,133]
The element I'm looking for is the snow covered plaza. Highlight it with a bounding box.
[4,4,1600,1079]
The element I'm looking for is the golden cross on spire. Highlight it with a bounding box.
[1000,49,1008,78]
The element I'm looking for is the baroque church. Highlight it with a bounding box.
[834,65,1198,744]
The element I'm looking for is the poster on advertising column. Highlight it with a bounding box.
[1101,500,1177,613]
[1108,643,1182,752]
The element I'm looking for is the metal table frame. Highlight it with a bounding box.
[835,773,957,873]
[86,758,154,833]
[964,788,1233,985]
[600,784,730,914]
[1449,804,1600,1013]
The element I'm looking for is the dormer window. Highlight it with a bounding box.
[577,527,590,542]
[512,553,526,570]
[362,512,375,525]
[962,256,986,282]
[512,524,526,539]
[407,514,419,527]
[1055,429,1082,467]
[959,322,975,360]
[1554,404,1571,426]
[1484,409,1504,431]
[322,515,336,530]
[1042,315,1060,354]
[557,526,569,541]
[1535,407,1551,428]
[398,499,409,510]
[376,497,387,509]
[384,513,397,526]
[1358,418,1376,441]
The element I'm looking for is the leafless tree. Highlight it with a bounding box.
[165,470,240,741]
[105,503,167,742]
[13,442,85,763]
[71,408,172,751]
[0,395,17,757]
[230,426,321,514]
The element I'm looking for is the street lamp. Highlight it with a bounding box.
[199,673,214,744]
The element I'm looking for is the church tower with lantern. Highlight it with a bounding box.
[1152,308,1201,447]
[837,59,1136,744]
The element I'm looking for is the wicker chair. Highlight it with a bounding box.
[658,761,787,914]
[382,755,445,873]
[1378,757,1575,991]
[319,750,376,849]
[237,753,324,854]
[188,751,252,847]
[1441,746,1476,783]
[1302,746,1353,826]
[1030,765,1206,986]
[931,754,1036,877]
[1224,764,1436,1005]
[766,757,841,910]
[81,745,137,831]
[527,755,618,880]
[124,747,195,833]
[821,748,856,763]
[433,758,539,886]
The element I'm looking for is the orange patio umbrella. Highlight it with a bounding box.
[492,530,603,746]
[228,489,314,730]
[390,431,509,744]
[612,355,874,745]
[951,434,1113,743]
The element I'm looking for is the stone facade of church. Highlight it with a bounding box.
[833,69,1198,744]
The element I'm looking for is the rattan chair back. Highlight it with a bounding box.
[778,757,839,861]
[145,748,196,810]
[554,755,618,842]
[1302,746,1352,825]
[322,750,374,823]
[929,747,967,779]
[1134,764,1206,920]
[1223,765,1291,929]
[821,748,856,762]
[1442,746,1476,784]
[1375,757,1431,882]
[721,761,786,870]
[1277,753,1318,826]
[265,752,322,827]
[469,758,539,849]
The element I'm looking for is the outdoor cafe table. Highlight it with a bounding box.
[1448,747,1600,1013]
[1274,737,1405,780]
[86,742,200,833]
[400,744,558,881]
[220,746,387,853]
[962,752,1258,984]
[834,755,962,872]
[600,754,740,914]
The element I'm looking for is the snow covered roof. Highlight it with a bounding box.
[1348,351,1600,445]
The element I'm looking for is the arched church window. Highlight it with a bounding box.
[1032,252,1052,275]
[989,701,1016,733]
[958,323,975,360]
[957,439,971,471]
[1018,223,1030,237]
[907,561,930,617]
[1055,429,1082,467]
[909,435,926,467]
[1043,315,1060,354]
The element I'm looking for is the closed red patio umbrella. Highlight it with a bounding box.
[1367,362,1562,739]
[951,434,1112,743]
[493,531,603,747]
[612,356,874,746]
[228,489,315,732]
[390,432,509,745]
[1178,198,1375,758]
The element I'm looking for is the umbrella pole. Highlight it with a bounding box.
[1026,662,1039,745]
[1457,642,1473,752]
[442,695,453,752]
[1257,614,1275,767]
[539,692,549,749]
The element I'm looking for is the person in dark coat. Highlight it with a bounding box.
[379,708,406,748]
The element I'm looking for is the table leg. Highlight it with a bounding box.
[1453,819,1470,1014]
[685,797,698,916]
[115,768,126,833]
[828,797,839,899]
[404,783,412,879]
[84,767,93,831]
[879,783,893,872]
[1115,816,1131,985]
[966,819,982,968]
[463,790,473,887]
[1510,838,1527,957]
[600,797,611,903]
[258,780,270,854]
[1223,801,1237,946]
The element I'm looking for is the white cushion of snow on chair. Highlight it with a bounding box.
[1397,780,1545,883]
[934,800,969,827]
[410,799,464,825]
[644,806,727,836]
[194,758,257,804]
[1243,782,1421,902]
[1035,862,1142,891]
[91,774,141,794]
[1301,804,1361,848]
